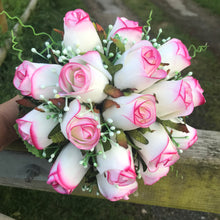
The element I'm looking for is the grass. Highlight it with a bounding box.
[0,185,153,220]
[0,0,87,102]
[192,0,220,16]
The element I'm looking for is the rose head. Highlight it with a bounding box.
[168,119,198,150]
[144,80,194,119]
[16,105,58,150]
[103,93,156,131]
[13,60,62,100]
[140,166,170,185]
[63,9,103,53]
[47,143,89,194]
[114,41,167,92]
[108,17,142,50]
[96,143,137,201]
[59,51,110,103]
[158,38,191,77]
[132,123,179,174]
[60,99,101,150]
[183,76,205,107]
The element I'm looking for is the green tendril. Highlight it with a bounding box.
[0,10,56,59]
[143,10,153,35]
[11,30,23,62]
[188,43,208,58]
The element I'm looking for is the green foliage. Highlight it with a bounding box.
[192,0,220,16]
[127,130,149,145]
[48,124,67,143]
[116,130,128,148]
[157,118,189,133]
[14,124,43,158]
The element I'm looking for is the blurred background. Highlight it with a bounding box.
[0,0,219,219]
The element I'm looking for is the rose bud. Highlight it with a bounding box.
[140,165,170,185]
[167,118,198,150]
[114,41,167,92]
[59,51,110,103]
[103,93,156,131]
[13,60,62,100]
[47,142,89,194]
[132,122,179,173]
[60,99,101,150]
[16,105,58,150]
[63,9,103,53]
[158,38,191,78]
[183,76,205,107]
[96,142,137,201]
[108,17,142,50]
[143,80,194,119]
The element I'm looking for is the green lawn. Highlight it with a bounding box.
[192,0,220,15]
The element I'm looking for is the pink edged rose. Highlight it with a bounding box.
[16,105,58,150]
[47,142,89,194]
[132,122,179,172]
[108,17,142,50]
[183,76,205,107]
[60,99,101,150]
[158,38,191,77]
[140,165,169,185]
[96,143,137,201]
[143,80,194,119]
[103,93,156,131]
[13,60,62,100]
[168,119,198,150]
[59,51,110,103]
[114,41,167,92]
[63,9,103,53]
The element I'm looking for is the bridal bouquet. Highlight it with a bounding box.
[13,9,205,201]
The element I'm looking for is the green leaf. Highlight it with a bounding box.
[14,124,44,158]
[160,119,189,133]
[108,64,123,76]
[24,141,44,158]
[126,138,142,150]
[127,130,149,145]
[103,139,111,152]
[116,130,128,149]
[99,52,112,67]
[48,124,67,143]
[111,37,125,54]
[138,127,153,134]
[104,84,123,98]
[94,23,107,42]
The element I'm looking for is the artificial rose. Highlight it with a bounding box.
[47,142,89,194]
[16,105,58,150]
[102,93,156,131]
[114,41,167,92]
[132,122,179,172]
[143,80,194,119]
[60,99,101,150]
[97,174,138,202]
[59,51,110,103]
[167,119,198,150]
[108,17,142,50]
[183,76,205,107]
[158,38,191,77]
[63,9,103,53]
[13,60,62,100]
[96,143,137,201]
[140,165,169,185]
